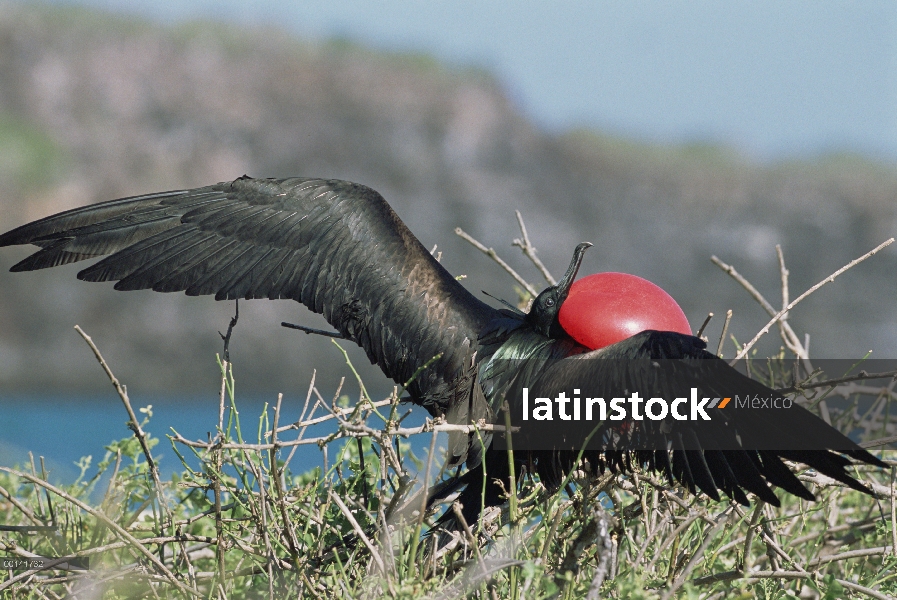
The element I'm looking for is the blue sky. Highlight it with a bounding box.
[42,0,897,160]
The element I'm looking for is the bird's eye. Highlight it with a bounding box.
[545,298,555,307]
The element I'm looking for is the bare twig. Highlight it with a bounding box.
[776,244,789,320]
[455,227,539,297]
[270,393,301,564]
[806,544,895,568]
[173,420,514,452]
[716,309,732,356]
[328,491,387,575]
[585,506,613,600]
[274,398,394,435]
[451,502,487,576]
[741,501,763,572]
[0,485,44,527]
[797,471,892,499]
[512,210,556,286]
[892,466,897,558]
[211,434,225,590]
[711,255,806,358]
[695,312,713,338]
[733,238,894,361]
[418,430,438,530]
[777,369,897,395]
[73,326,172,531]
[218,299,239,363]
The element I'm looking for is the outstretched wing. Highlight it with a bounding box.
[0,176,500,411]
[511,331,885,506]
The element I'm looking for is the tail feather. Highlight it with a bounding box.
[782,450,878,496]
[425,444,881,537]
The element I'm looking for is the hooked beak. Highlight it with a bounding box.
[556,242,592,303]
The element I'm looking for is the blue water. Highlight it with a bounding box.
[0,394,433,483]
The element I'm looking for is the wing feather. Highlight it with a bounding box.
[78,226,204,282]
[147,235,230,293]
[1,177,499,410]
[514,330,884,505]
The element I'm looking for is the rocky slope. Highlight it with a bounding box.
[0,2,894,397]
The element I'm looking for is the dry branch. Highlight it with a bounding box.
[733,237,894,361]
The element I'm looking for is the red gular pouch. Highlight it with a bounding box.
[559,272,691,350]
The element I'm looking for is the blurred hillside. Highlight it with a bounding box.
[0,2,895,398]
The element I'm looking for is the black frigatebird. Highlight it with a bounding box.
[0,176,885,530]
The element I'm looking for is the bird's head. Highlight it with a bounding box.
[526,242,592,337]
[527,242,694,349]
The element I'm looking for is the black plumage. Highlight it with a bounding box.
[1,177,496,419]
[0,176,885,531]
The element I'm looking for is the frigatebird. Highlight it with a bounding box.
[0,176,885,530]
